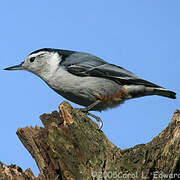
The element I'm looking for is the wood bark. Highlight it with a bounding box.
[0,101,180,180]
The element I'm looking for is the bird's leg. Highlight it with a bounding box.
[79,100,101,112]
[78,100,103,130]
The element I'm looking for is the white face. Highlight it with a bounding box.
[22,51,60,76]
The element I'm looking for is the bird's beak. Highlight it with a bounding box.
[4,62,24,71]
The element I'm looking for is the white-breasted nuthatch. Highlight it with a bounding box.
[4,48,176,128]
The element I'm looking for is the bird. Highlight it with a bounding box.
[4,48,176,129]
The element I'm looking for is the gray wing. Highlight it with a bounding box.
[61,52,162,88]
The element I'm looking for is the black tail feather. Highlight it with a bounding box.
[153,88,176,99]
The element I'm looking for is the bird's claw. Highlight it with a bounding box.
[76,108,103,130]
[86,112,103,130]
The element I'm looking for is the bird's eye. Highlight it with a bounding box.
[30,57,35,63]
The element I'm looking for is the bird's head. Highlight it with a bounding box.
[4,48,67,77]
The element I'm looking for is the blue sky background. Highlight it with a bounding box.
[1,0,179,176]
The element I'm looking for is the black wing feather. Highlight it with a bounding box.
[61,52,162,88]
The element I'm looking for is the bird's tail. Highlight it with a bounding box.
[123,78,176,99]
[125,85,176,99]
[129,78,176,99]
[152,88,176,99]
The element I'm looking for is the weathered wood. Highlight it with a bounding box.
[0,162,36,180]
[0,101,180,180]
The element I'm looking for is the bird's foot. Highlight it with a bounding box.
[77,108,103,130]
[87,112,103,130]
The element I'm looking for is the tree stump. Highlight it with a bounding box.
[0,101,180,180]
